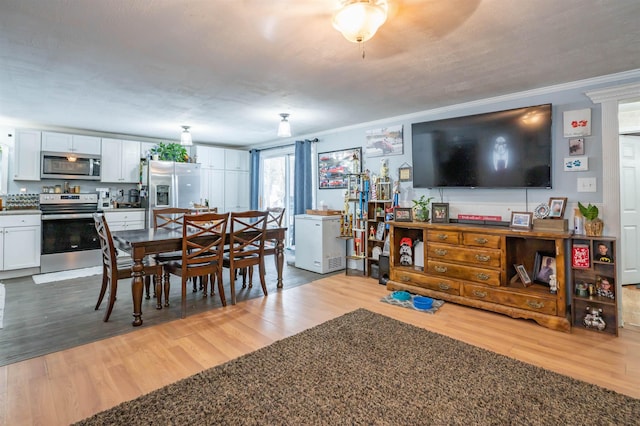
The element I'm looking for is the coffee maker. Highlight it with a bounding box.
[96,187,112,210]
[128,189,140,205]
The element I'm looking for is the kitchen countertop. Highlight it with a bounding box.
[0,209,42,215]
[101,207,146,212]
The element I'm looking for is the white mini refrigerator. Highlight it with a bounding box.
[295,214,345,274]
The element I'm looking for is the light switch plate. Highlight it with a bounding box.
[577,177,596,192]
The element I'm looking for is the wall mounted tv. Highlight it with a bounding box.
[411,104,552,189]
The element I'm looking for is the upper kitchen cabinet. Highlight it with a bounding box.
[14,129,41,181]
[101,138,141,183]
[224,149,250,171]
[42,132,101,155]
[196,145,225,169]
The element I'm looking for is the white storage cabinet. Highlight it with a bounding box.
[294,214,345,274]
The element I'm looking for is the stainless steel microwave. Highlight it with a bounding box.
[41,151,101,180]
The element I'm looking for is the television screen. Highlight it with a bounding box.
[411,104,552,188]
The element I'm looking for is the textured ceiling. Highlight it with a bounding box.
[1,0,640,148]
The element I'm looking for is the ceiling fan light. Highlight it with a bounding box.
[277,113,291,137]
[180,125,193,146]
[332,0,388,43]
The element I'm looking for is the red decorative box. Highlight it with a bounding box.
[572,244,590,268]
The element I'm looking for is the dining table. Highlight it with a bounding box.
[112,226,287,326]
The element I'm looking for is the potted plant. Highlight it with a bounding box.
[412,195,434,222]
[578,202,603,236]
[150,142,189,162]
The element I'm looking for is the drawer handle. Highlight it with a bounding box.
[437,234,448,240]
[435,248,448,256]
[476,273,490,281]
[475,254,491,262]
[474,237,488,244]
[527,300,544,309]
[400,275,410,282]
[438,282,451,290]
[434,265,448,273]
[473,290,487,298]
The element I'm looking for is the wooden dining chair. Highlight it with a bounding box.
[223,210,269,305]
[264,207,285,262]
[93,213,162,322]
[241,207,285,288]
[152,207,192,307]
[164,212,229,318]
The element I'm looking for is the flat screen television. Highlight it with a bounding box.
[411,104,552,188]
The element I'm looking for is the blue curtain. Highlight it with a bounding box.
[249,149,260,210]
[293,140,313,244]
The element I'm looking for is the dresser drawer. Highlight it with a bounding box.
[427,260,501,286]
[462,232,502,249]
[462,283,557,315]
[428,243,501,268]
[427,229,459,245]
[392,268,460,295]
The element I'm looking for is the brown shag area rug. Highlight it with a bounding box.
[75,309,640,425]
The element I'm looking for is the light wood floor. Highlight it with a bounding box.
[2,274,639,426]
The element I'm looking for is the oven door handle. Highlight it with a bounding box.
[42,213,96,220]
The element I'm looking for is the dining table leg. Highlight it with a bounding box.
[276,235,284,288]
[131,246,145,326]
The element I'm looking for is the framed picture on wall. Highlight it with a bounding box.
[318,147,361,189]
[364,125,403,158]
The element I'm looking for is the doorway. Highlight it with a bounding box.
[619,100,640,328]
[261,149,295,247]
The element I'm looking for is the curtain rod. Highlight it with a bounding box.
[252,138,318,153]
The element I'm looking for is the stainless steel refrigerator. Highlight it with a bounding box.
[143,160,201,228]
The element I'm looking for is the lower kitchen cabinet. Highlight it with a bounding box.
[104,210,145,231]
[0,214,41,271]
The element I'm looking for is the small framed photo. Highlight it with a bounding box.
[593,241,613,263]
[394,207,413,222]
[510,211,532,230]
[547,197,567,219]
[533,252,556,286]
[596,275,615,299]
[398,165,413,182]
[431,203,450,223]
[569,138,585,156]
[513,264,532,287]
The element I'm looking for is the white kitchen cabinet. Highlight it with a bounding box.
[200,168,225,211]
[101,138,141,183]
[224,170,250,212]
[104,210,145,231]
[0,214,41,271]
[196,145,225,170]
[14,129,41,181]
[42,132,101,155]
[224,149,250,171]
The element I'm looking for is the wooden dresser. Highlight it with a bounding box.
[387,221,572,332]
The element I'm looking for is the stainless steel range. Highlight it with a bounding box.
[39,193,101,273]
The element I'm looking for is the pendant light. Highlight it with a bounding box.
[180,125,193,146]
[332,0,388,44]
[277,113,291,137]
